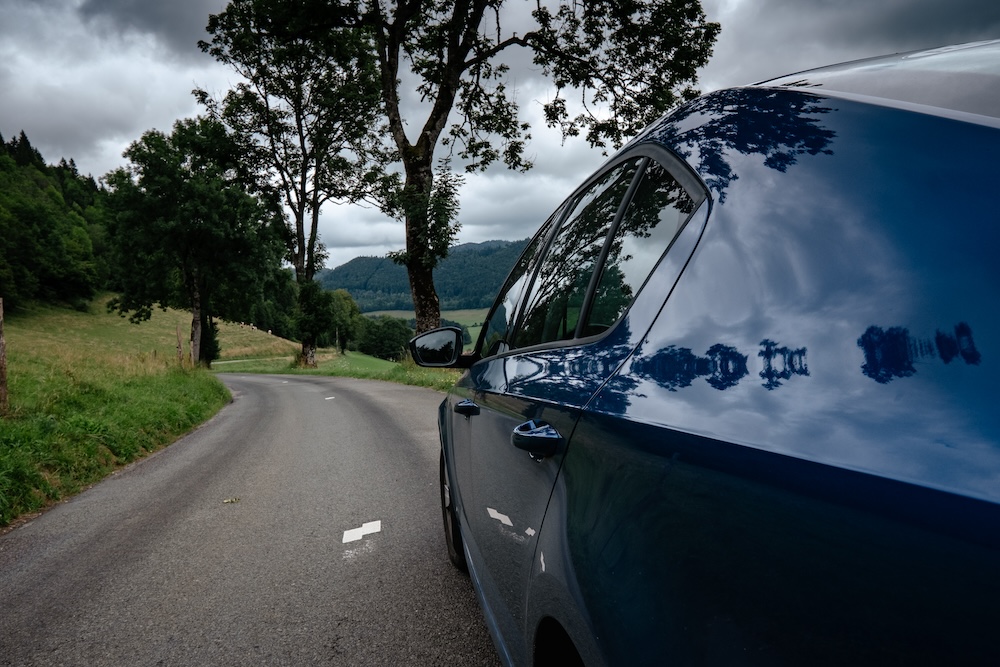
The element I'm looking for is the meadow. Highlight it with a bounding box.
[367,308,489,347]
[0,298,470,528]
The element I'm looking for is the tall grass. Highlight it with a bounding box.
[0,301,230,527]
[0,298,467,528]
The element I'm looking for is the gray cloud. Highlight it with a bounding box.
[699,0,1000,89]
[768,0,1000,49]
[77,0,228,60]
[4,0,1000,271]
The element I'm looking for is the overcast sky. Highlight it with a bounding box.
[3,0,999,270]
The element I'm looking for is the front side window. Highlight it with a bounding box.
[477,212,560,357]
[512,159,643,349]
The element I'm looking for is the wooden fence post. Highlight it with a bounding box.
[176,324,184,366]
[1,297,8,416]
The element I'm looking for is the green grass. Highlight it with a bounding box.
[367,308,489,349]
[0,297,466,527]
[215,350,462,392]
[0,299,233,527]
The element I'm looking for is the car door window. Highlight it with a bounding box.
[477,210,561,358]
[581,160,699,336]
[512,158,643,349]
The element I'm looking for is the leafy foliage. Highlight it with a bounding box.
[103,117,285,365]
[528,0,720,148]
[294,280,337,358]
[199,0,393,363]
[0,132,107,310]
[330,288,362,353]
[348,0,719,332]
[385,162,464,270]
[357,315,413,361]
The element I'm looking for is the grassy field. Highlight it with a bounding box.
[368,308,489,348]
[0,297,463,528]
[215,350,461,391]
[0,299,231,526]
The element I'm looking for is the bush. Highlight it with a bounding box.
[357,315,413,361]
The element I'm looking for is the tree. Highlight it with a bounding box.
[358,314,413,361]
[353,0,719,332]
[7,131,45,170]
[0,135,99,309]
[104,117,283,366]
[330,288,361,352]
[198,0,388,366]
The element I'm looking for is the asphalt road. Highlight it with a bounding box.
[0,374,500,666]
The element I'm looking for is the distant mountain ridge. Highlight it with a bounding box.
[318,239,529,312]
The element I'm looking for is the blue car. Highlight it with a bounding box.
[410,40,1000,666]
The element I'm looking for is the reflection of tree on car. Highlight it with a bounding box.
[858,322,981,384]
[515,160,641,347]
[585,161,697,335]
[516,158,699,348]
[643,87,837,202]
[479,215,557,356]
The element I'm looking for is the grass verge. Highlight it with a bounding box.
[0,301,230,527]
[0,298,465,528]
[215,350,462,392]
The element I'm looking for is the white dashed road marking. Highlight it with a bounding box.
[343,520,382,543]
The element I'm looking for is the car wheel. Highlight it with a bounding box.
[440,451,468,572]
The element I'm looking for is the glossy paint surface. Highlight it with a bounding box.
[613,89,1000,502]
[435,45,1000,666]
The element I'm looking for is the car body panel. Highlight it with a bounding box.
[423,41,1000,666]
[443,196,711,664]
[620,88,1000,500]
[571,90,1000,663]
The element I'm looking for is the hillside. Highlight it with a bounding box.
[318,239,529,312]
[0,299,236,525]
[0,297,469,527]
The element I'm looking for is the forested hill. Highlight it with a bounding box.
[0,131,108,310]
[319,239,529,312]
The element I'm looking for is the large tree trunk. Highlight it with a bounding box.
[189,285,202,367]
[403,157,442,334]
[0,297,8,416]
[407,261,441,334]
[301,341,317,367]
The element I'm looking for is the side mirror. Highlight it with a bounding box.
[409,327,464,367]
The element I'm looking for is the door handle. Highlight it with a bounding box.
[511,420,563,458]
[454,399,480,417]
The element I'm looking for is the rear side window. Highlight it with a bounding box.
[513,158,643,349]
[580,161,697,336]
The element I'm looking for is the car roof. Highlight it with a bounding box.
[754,39,1000,121]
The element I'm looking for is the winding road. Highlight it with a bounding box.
[0,375,500,666]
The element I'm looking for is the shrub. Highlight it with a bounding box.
[357,315,413,361]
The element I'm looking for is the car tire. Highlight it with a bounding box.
[440,451,468,572]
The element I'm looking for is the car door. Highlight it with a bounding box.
[451,150,706,663]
